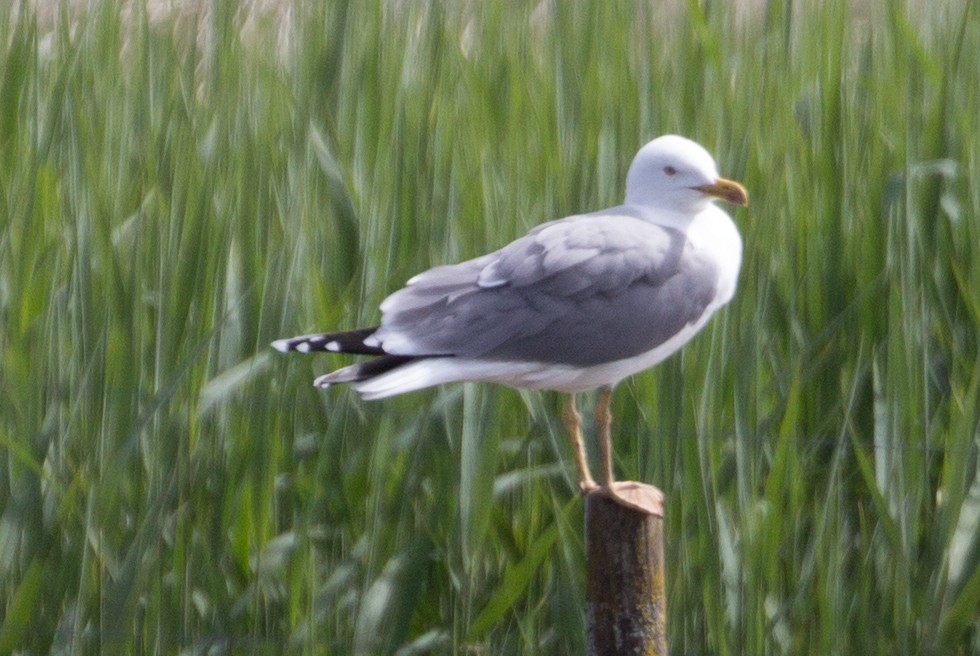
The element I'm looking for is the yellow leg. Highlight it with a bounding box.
[562,394,597,493]
[596,386,615,488]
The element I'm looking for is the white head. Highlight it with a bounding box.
[624,135,748,213]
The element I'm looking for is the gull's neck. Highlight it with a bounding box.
[626,202,704,231]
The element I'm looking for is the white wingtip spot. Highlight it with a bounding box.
[297,343,312,353]
[271,339,291,352]
[363,336,380,348]
[325,341,341,352]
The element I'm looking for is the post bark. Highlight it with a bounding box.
[585,482,667,656]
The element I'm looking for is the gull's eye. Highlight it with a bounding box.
[663,166,677,176]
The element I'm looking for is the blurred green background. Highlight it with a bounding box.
[1,1,978,653]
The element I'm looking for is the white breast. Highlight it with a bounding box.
[687,205,743,306]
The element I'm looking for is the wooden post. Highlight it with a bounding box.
[585,482,667,656]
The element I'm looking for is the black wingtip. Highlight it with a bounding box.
[312,355,417,387]
[271,327,384,355]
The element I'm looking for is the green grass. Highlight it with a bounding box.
[1,1,979,653]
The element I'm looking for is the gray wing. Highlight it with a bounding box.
[369,210,721,366]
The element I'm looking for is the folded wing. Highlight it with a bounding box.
[368,208,721,367]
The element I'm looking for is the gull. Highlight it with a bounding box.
[273,135,748,494]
